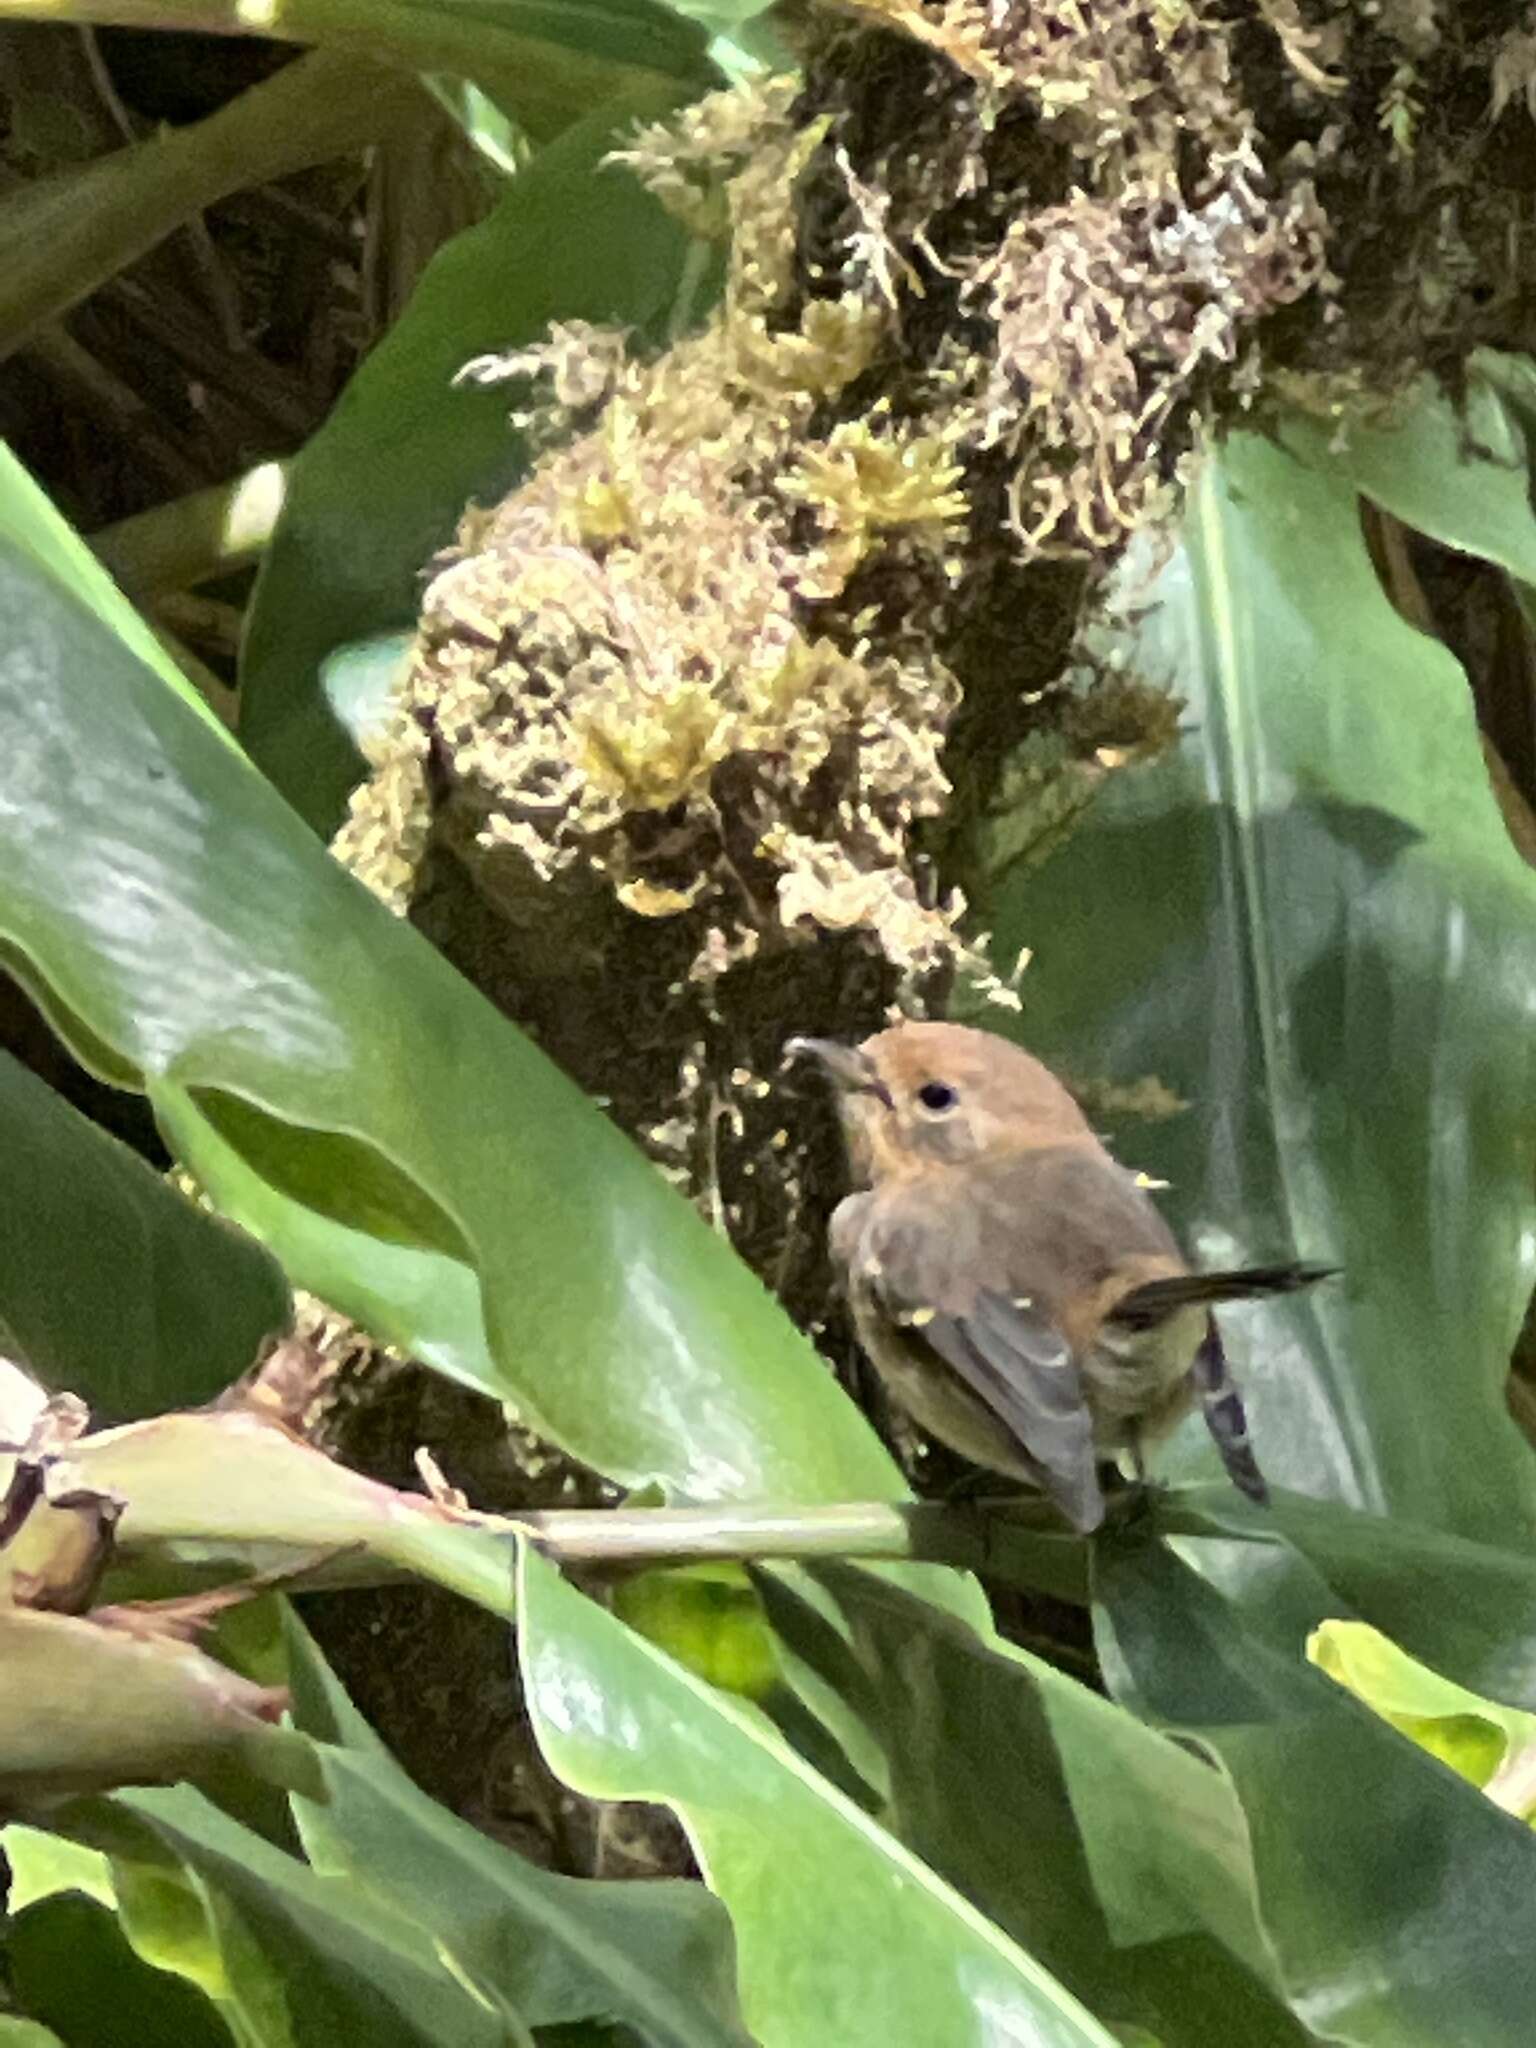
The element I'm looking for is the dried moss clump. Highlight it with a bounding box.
[334,0,1536,1318]
[337,81,969,999]
[334,77,986,1319]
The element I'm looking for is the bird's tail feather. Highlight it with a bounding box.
[1110,1261,1336,1329]
[1191,1317,1269,1506]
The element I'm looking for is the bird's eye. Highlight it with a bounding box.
[916,1080,959,1114]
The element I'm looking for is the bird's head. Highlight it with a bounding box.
[785,1020,1090,1181]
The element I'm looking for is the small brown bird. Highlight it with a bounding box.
[788,1021,1333,1532]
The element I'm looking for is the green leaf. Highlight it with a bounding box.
[64,1788,534,2048]
[5,1892,231,2048]
[0,0,712,145]
[759,1565,1306,2048]
[1155,1486,1536,1713]
[283,1611,754,2046]
[973,435,1536,1544]
[0,1047,289,1416]
[71,1409,518,1615]
[1277,356,1536,579]
[516,1541,1120,2048]
[241,88,718,836]
[0,472,905,1507]
[1093,1533,1536,2048]
[0,441,203,715]
[612,1566,779,1699]
[1307,1620,1536,1819]
[398,0,714,81]
[2,1825,115,1915]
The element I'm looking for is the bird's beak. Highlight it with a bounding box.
[783,1036,895,1111]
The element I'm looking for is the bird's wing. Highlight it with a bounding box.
[859,1173,1104,1530]
[918,1297,1104,1531]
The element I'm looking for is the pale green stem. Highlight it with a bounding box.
[487,1497,1084,1597]
[93,460,290,600]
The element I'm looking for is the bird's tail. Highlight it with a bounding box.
[1107,1262,1335,1508]
[1190,1317,1269,1506]
[1109,1261,1336,1329]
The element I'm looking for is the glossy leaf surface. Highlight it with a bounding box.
[0,1047,289,1417]
[285,1614,753,2045]
[68,1790,532,2046]
[975,435,1536,1544]
[1308,1618,1536,1816]
[759,1563,1304,2048]
[1093,1535,1536,2048]
[5,1892,229,2048]
[1155,1486,1536,1711]
[0,482,904,1506]
[517,1543,1118,2048]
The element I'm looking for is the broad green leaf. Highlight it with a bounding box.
[407,0,714,80]
[60,1789,531,2047]
[516,1541,1120,2048]
[1156,1486,1536,1713]
[760,1565,1305,2048]
[0,1047,289,1416]
[148,1079,501,1402]
[973,435,1536,1544]
[1093,1534,1536,2048]
[0,491,906,1508]
[4,1892,230,2048]
[0,443,199,712]
[359,0,714,90]
[282,1614,753,2045]
[1308,1620,1536,1819]
[241,87,717,835]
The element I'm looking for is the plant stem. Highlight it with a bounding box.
[495,1497,1087,1599]
[0,49,425,359]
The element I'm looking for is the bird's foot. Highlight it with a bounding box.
[940,1468,1009,1507]
[1098,1463,1166,1533]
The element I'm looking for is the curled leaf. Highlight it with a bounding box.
[1308,1618,1536,1823]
